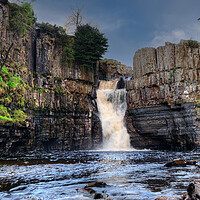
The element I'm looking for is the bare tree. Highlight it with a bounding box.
[65,8,83,35]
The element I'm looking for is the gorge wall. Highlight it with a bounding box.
[2,0,200,153]
[0,1,102,155]
[126,41,200,150]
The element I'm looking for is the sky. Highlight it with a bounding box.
[29,0,200,67]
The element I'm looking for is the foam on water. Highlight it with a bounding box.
[97,79,133,151]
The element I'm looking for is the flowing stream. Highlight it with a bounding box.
[1,79,199,199]
[0,151,200,200]
[96,79,131,150]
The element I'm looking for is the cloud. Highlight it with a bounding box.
[150,29,187,47]
[150,22,200,47]
[99,19,125,32]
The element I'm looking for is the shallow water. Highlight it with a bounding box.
[0,150,200,200]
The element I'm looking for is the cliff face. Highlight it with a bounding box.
[0,2,102,155]
[126,41,200,150]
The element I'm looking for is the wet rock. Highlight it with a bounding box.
[186,160,197,165]
[195,164,200,168]
[165,158,186,167]
[84,187,96,194]
[184,181,200,200]
[90,193,104,199]
[181,193,187,199]
[85,181,107,188]
[84,182,109,199]
[154,197,181,200]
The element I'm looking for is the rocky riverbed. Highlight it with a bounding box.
[0,150,200,200]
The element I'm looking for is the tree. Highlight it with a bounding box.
[74,24,108,67]
[65,8,83,35]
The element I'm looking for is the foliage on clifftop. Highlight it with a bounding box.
[100,59,122,67]
[37,23,108,67]
[74,24,108,67]
[9,1,36,36]
[187,40,199,48]
[36,23,72,47]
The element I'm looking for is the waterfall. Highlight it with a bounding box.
[97,78,131,151]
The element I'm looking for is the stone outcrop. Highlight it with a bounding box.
[99,59,132,80]
[126,41,200,150]
[0,1,102,155]
[154,181,200,200]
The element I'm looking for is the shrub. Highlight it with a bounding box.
[1,66,11,76]
[7,80,17,88]
[0,105,10,118]
[0,76,7,88]
[9,1,36,36]
[37,22,68,47]
[188,40,199,48]
[10,76,22,87]
[0,116,13,125]
[13,109,27,125]
[4,97,11,105]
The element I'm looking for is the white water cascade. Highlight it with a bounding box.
[97,79,131,151]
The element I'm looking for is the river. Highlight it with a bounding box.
[0,150,199,200]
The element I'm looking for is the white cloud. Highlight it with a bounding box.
[99,19,125,32]
[151,29,187,47]
[150,22,200,47]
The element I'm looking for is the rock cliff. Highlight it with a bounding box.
[0,1,102,155]
[126,41,200,150]
[99,59,132,80]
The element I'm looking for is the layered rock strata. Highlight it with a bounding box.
[0,1,102,155]
[126,41,200,150]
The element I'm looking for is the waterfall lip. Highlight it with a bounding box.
[98,77,126,90]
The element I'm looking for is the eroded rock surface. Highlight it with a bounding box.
[126,41,200,150]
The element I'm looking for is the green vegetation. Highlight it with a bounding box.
[13,109,27,125]
[0,64,27,125]
[0,105,11,118]
[0,1,109,124]
[62,40,75,62]
[187,40,199,48]
[74,24,108,67]
[9,1,36,36]
[1,66,11,76]
[35,86,44,93]
[0,76,7,88]
[37,23,75,63]
[7,81,17,88]
[169,67,178,82]
[37,22,69,47]
[0,105,27,125]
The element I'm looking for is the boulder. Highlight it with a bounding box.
[85,181,107,188]
[90,193,104,199]
[186,160,197,165]
[154,196,181,200]
[184,181,200,200]
[165,158,186,167]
